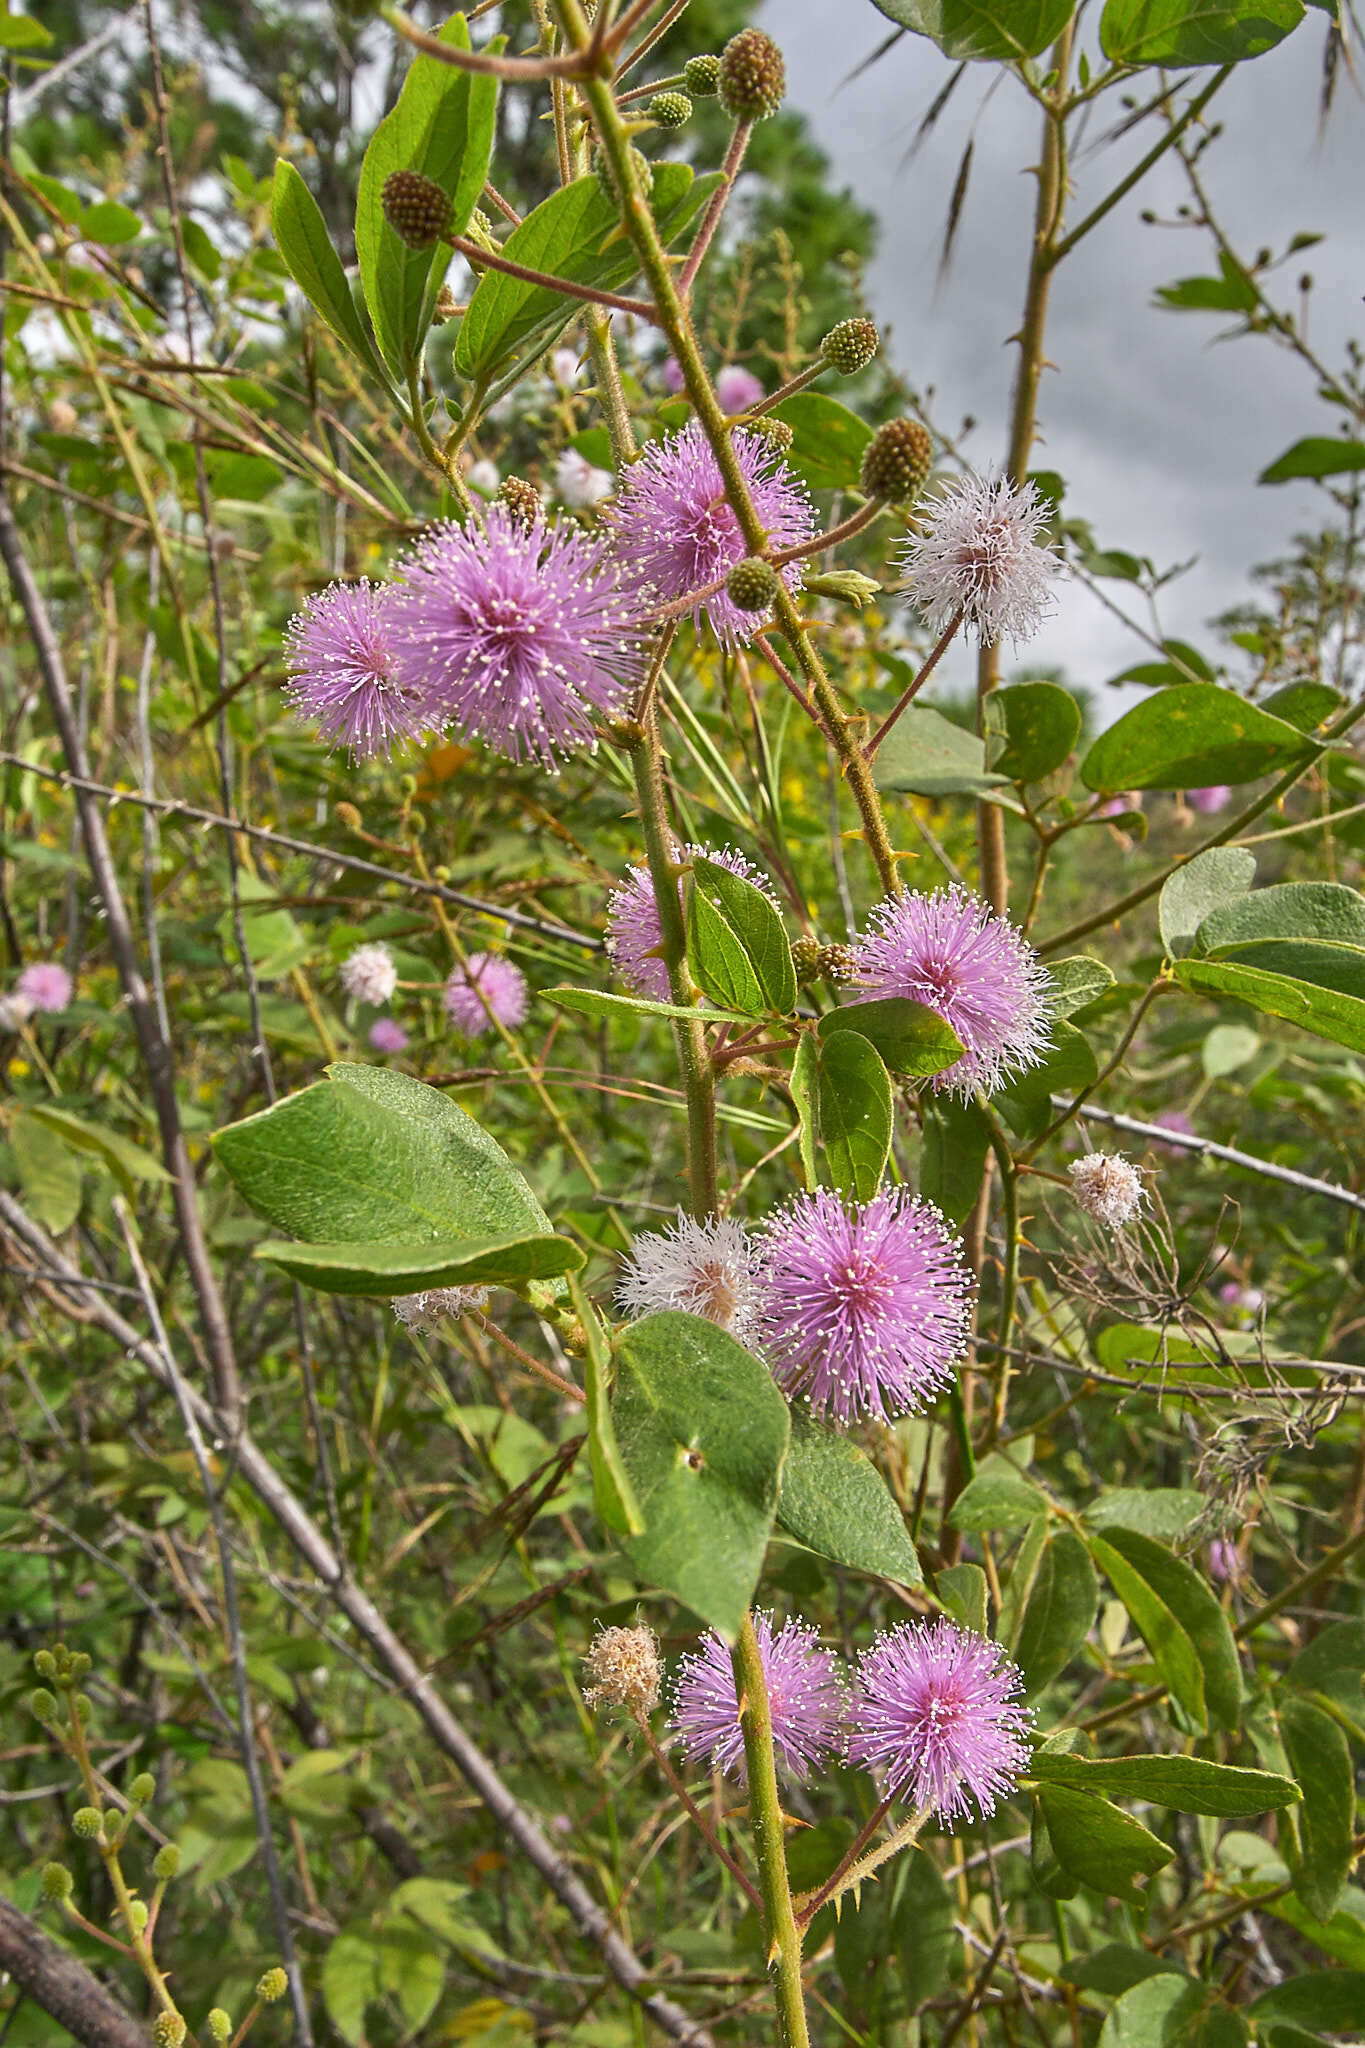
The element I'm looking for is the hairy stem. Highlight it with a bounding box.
[733,1614,810,2048]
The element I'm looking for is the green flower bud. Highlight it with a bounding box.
[791,937,821,985]
[207,2014,232,2044]
[820,317,880,375]
[725,557,781,614]
[592,142,653,205]
[648,90,692,129]
[29,1688,57,1723]
[152,1844,181,1882]
[255,1968,288,2005]
[72,1694,92,1725]
[40,1862,73,1903]
[802,569,882,609]
[718,29,785,122]
[151,2013,187,2048]
[380,169,452,250]
[72,1807,103,1840]
[129,1773,156,1806]
[33,1650,57,1680]
[127,1899,149,1936]
[860,418,932,503]
[68,1653,92,1682]
[745,415,794,453]
[683,53,721,95]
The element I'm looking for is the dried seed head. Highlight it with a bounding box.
[1069,1152,1145,1229]
[381,170,451,249]
[726,556,781,613]
[718,28,786,121]
[861,418,933,502]
[583,1624,662,1718]
[791,936,822,984]
[821,317,880,375]
[683,53,722,95]
[649,90,693,129]
[498,475,544,527]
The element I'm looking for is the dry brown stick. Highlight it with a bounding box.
[0,1892,147,2048]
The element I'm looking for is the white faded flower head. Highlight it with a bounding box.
[902,471,1060,646]
[583,1623,662,1718]
[555,448,615,510]
[340,942,397,1005]
[392,1287,488,1330]
[0,992,34,1032]
[616,1211,760,1343]
[467,458,500,495]
[1069,1152,1145,1229]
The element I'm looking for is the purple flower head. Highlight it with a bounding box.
[285,580,426,758]
[661,356,686,395]
[1187,785,1232,815]
[16,962,73,1013]
[368,1017,409,1054]
[755,1185,972,1428]
[341,942,397,1006]
[849,1620,1032,1825]
[1207,1538,1243,1584]
[901,472,1060,646]
[854,885,1052,1100]
[444,952,529,1038]
[605,844,773,1002]
[608,421,815,648]
[716,363,765,414]
[671,1612,845,1784]
[1150,1109,1195,1156]
[387,509,644,768]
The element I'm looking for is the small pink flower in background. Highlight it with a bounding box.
[1186,785,1231,815]
[661,356,686,394]
[285,580,425,758]
[605,844,773,1002]
[715,363,765,414]
[1207,1538,1244,1584]
[1217,1279,1265,1319]
[550,347,582,389]
[555,449,615,510]
[902,472,1060,646]
[16,962,73,1013]
[1150,1108,1196,1155]
[616,1210,761,1343]
[853,885,1052,1100]
[341,943,397,1006]
[444,953,529,1038]
[849,1619,1032,1825]
[1097,792,1142,820]
[755,1185,972,1428]
[608,420,814,648]
[671,1612,845,1784]
[368,1017,408,1054]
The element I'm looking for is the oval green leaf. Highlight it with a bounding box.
[985,680,1082,783]
[1081,684,1311,793]
[819,996,964,1078]
[777,1410,922,1586]
[815,1028,893,1200]
[692,856,796,1015]
[254,1229,583,1295]
[1100,0,1303,67]
[1029,1749,1300,1815]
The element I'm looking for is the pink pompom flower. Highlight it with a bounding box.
[671,1612,845,1784]
[387,508,644,768]
[444,953,529,1038]
[853,885,1052,1101]
[368,1017,409,1054]
[16,962,73,1014]
[604,843,773,1002]
[285,580,426,758]
[849,1619,1032,1825]
[754,1185,972,1428]
[715,363,765,414]
[341,943,397,1006]
[608,420,814,648]
[901,472,1060,646]
[1187,785,1232,815]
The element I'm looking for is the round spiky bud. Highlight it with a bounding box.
[72,1807,103,1840]
[791,936,821,984]
[726,557,780,613]
[68,1654,91,1682]
[860,418,933,502]
[127,1899,149,1936]
[498,475,543,527]
[432,284,459,325]
[745,414,794,453]
[33,1650,57,1680]
[718,29,785,121]
[817,943,856,984]
[821,317,880,375]
[381,170,451,249]
[152,1843,181,1882]
[208,2015,232,2044]
[72,1694,92,1725]
[50,1644,72,1679]
[593,142,653,204]
[683,53,721,95]
[41,1862,73,1904]
[256,1968,289,2005]
[129,1773,156,1806]
[29,1688,57,1722]
[151,2013,187,2048]
[649,89,693,129]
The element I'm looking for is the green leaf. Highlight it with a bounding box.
[690,856,795,1015]
[10,1111,82,1235]
[818,997,964,1078]
[1100,1977,1245,2048]
[1083,1488,1206,1540]
[936,1561,989,1637]
[919,1095,992,1225]
[1029,1750,1300,1816]
[545,983,753,1026]
[1251,1976,1365,2034]
[610,1312,790,1640]
[815,1029,893,1199]
[22,1104,172,1199]
[1088,1533,1207,1729]
[870,0,1078,63]
[355,12,500,377]
[1014,1531,1098,1694]
[769,391,872,492]
[378,1922,445,2033]
[948,1453,1048,1534]
[1197,883,1365,954]
[0,14,53,46]
[1173,953,1365,1055]
[1100,1526,1242,1730]
[1280,1697,1355,1923]
[254,1229,583,1295]
[1156,258,1258,315]
[1081,685,1311,793]
[1262,681,1343,733]
[1202,1021,1261,1078]
[985,681,1082,782]
[874,703,1014,799]
[777,1410,922,1585]
[455,164,714,381]
[789,1032,819,1189]
[322,1932,380,2046]
[272,161,388,380]
[993,1018,1097,1139]
[80,201,142,245]
[1036,1784,1172,1901]
[1287,1619,1365,1736]
[1047,956,1117,1017]
[1100,0,1303,66]
[571,1277,643,1539]
[1062,1947,1187,1995]
[389,1878,504,1958]
[1259,436,1365,484]
[686,880,765,1017]
[1159,846,1257,960]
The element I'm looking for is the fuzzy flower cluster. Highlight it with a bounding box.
[605,843,773,1003]
[4,962,75,1028]
[583,1624,662,1719]
[340,942,397,1006]
[854,885,1052,1101]
[616,1212,762,1346]
[444,953,529,1039]
[1069,1151,1146,1229]
[667,1613,1031,1823]
[392,1288,487,1331]
[902,472,1060,646]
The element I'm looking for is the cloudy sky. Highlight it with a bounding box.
[776,2,1365,701]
